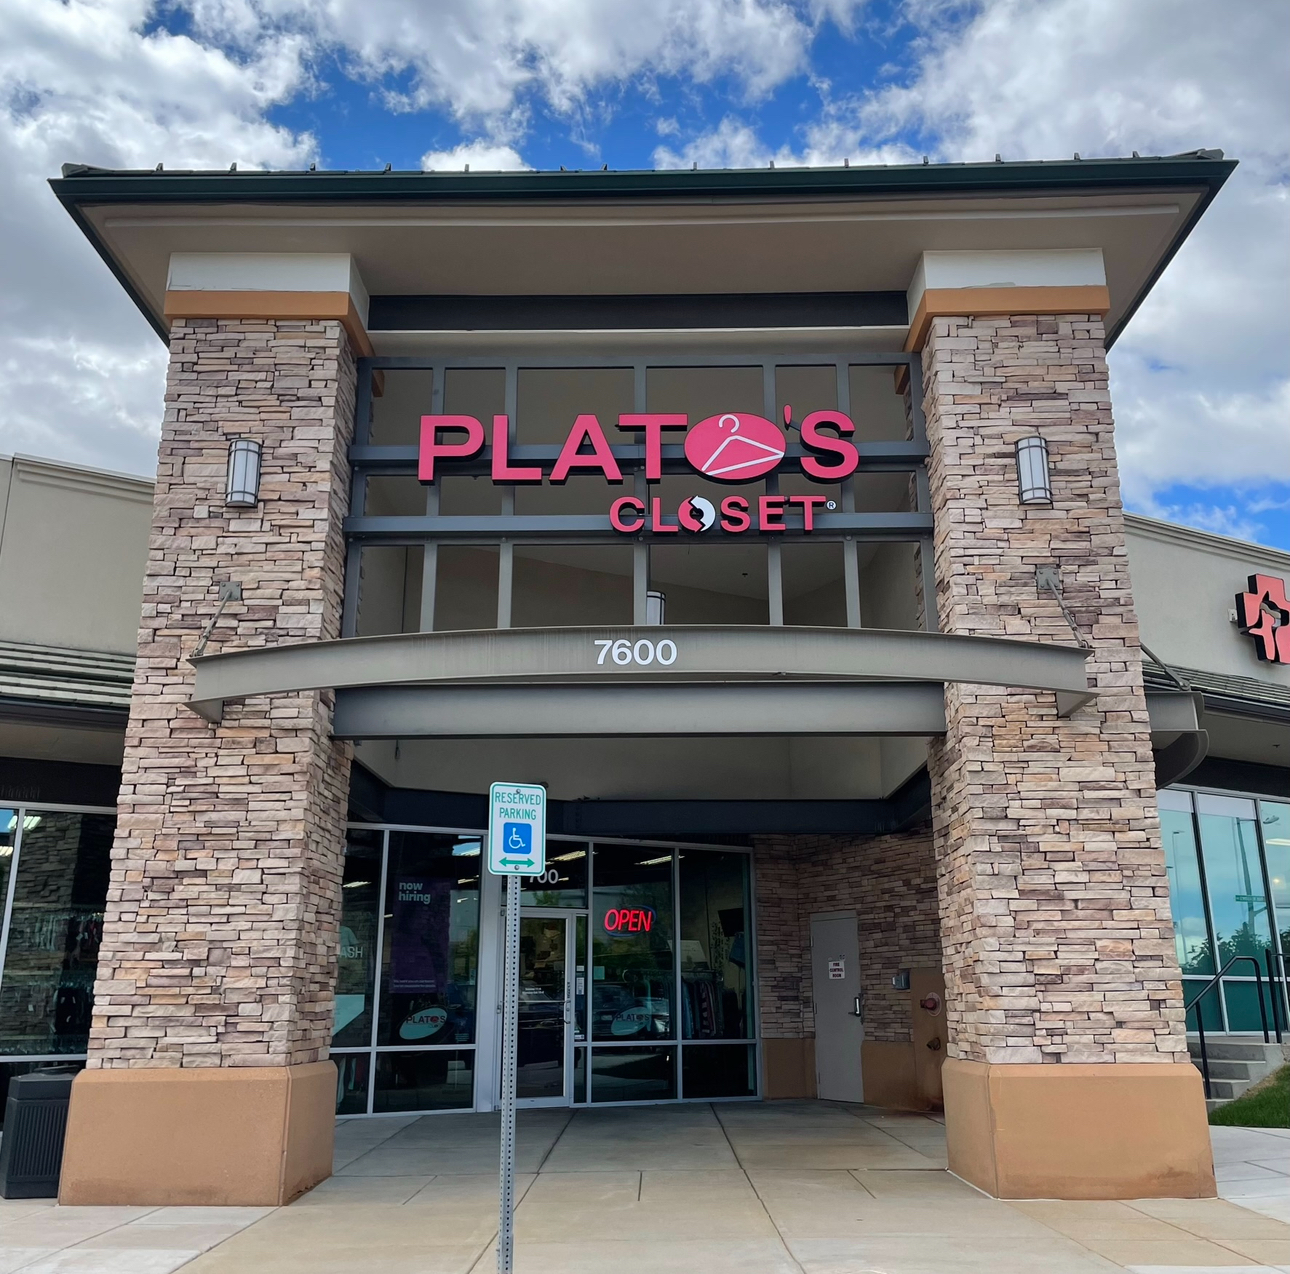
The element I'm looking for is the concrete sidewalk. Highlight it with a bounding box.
[0,1103,1286,1273]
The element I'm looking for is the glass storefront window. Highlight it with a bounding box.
[679,850,752,1040]
[591,1046,676,1103]
[333,1051,370,1116]
[1261,802,1290,958]
[1197,794,1273,965]
[377,832,482,1048]
[1158,790,1214,976]
[333,831,382,1048]
[0,811,113,1056]
[374,1049,476,1112]
[522,842,588,908]
[592,843,675,1042]
[682,1043,756,1098]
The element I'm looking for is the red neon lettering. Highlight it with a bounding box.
[788,494,829,531]
[618,414,687,481]
[418,415,485,482]
[610,497,646,532]
[758,495,787,531]
[651,497,679,533]
[800,410,859,480]
[603,907,655,933]
[551,415,623,483]
[719,495,751,533]
[490,415,542,482]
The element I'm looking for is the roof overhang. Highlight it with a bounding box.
[50,154,1235,348]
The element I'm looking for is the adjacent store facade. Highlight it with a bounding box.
[2,150,1286,1204]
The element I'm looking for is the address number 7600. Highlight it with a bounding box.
[593,638,678,667]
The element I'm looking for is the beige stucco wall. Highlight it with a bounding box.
[1126,513,1290,689]
[0,454,152,655]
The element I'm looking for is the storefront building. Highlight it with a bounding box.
[2,150,1285,1204]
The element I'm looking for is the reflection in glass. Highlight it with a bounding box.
[682,1044,756,1098]
[1158,791,1214,975]
[592,844,675,1042]
[333,1052,370,1115]
[374,1049,475,1112]
[680,851,752,1039]
[1261,802,1290,957]
[378,834,481,1047]
[517,916,567,1100]
[1198,795,1273,963]
[333,832,382,1047]
[591,1047,676,1102]
[573,1047,587,1104]
[0,812,113,1055]
[521,844,588,908]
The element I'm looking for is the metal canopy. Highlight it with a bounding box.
[332,681,947,739]
[188,623,1094,725]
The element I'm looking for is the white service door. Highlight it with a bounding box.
[811,913,864,1102]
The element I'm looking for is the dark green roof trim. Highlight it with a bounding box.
[48,151,1237,347]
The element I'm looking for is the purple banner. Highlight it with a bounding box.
[389,877,452,994]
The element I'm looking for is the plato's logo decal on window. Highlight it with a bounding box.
[1236,574,1290,664]
[399,1005,449,1041]
[683,413,785,481]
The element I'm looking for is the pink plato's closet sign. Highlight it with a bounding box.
[416,405,862,534]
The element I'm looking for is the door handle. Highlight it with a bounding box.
[850,995,863,1019]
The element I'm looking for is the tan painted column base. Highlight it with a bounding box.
[762,1038,817,1098]
[943,1058,1216,1199]
[59,1061,336,1206]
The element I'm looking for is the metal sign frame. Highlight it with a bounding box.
[341,351,933,638]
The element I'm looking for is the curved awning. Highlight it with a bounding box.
[188,625,1094,733]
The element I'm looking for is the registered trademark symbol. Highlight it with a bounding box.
[826,500,837,510]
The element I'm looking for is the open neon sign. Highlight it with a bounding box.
[603,907,656,934]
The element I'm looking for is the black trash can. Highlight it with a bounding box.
[0,1069,77,1199]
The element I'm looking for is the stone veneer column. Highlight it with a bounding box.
[921,311,1214,1199]
[59,314,356,1206]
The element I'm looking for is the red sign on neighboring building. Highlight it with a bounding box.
[1236,574,1290,664]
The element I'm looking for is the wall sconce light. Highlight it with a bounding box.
[225,438,262,507]
[646,590,667,625]
[1015,435,1052,505]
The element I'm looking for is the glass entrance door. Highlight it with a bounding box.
[516,914,571,1104]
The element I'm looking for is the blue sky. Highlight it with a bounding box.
[1,0,1287,550]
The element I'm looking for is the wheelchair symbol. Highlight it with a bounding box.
[501,822,532,858]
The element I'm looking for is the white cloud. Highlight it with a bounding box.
[420,140,530,171]
[191,0,847,123]
[848,0,1290,512]
[0,0,863,475]
[658,0,1288,538]
[653,114,915,169]
[0,0,315,476]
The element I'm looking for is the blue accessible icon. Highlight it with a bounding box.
[502,822,533,865]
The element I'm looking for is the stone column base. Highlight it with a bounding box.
[943,1058,1215,1199]
[59,1061,336,1206]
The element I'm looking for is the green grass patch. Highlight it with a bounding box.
[1209,1063,1290,1128]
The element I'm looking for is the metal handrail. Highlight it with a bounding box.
[1184,955,1271,1100]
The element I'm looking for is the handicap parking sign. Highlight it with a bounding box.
[488,782,546,875]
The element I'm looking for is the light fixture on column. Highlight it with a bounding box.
[225,438,262,507]
[646,590,667,625]
[1015,435,1052,505]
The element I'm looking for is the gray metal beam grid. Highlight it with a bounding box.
[343,351,936,638]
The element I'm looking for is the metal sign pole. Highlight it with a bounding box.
[487,780,544,1274]
[498,870,521,1274]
